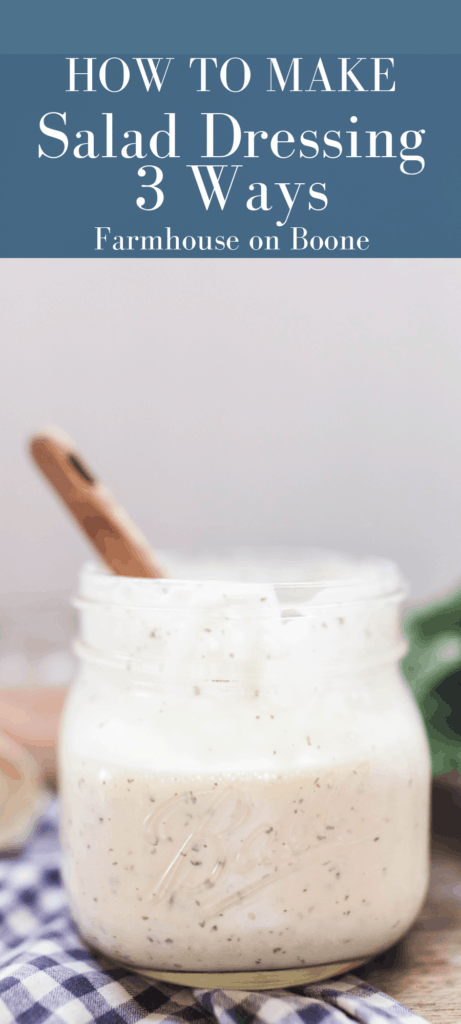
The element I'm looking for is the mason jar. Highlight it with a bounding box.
[59,556,431,990]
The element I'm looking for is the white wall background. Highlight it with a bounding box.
[0,257,459,601]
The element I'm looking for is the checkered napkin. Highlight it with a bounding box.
[0,801,429,1024]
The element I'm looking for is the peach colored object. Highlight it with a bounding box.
[0,687,66,786]
[30,427,165,579]
[0,725,44,846]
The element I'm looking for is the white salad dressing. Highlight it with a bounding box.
[59,555,430,977]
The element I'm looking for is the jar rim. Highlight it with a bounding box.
[77,554,407,611]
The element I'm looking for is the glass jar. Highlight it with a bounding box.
[59,556,431,990]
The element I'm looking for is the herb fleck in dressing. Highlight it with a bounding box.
[60,560,431,973]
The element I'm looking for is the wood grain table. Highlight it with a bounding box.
[357,775,461,1023]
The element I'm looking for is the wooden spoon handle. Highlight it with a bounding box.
[30,427,165,579]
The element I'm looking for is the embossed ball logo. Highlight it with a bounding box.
[142,767,372,923]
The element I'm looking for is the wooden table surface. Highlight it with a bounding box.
[357,775,461,1023]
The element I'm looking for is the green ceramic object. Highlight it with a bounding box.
[401,587,461,775]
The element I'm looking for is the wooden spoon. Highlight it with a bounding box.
[29,426,165,578]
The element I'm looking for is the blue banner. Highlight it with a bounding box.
[2,1,460,54]
[1,54,459,257]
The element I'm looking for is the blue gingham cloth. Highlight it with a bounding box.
[0,802,429,1024]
